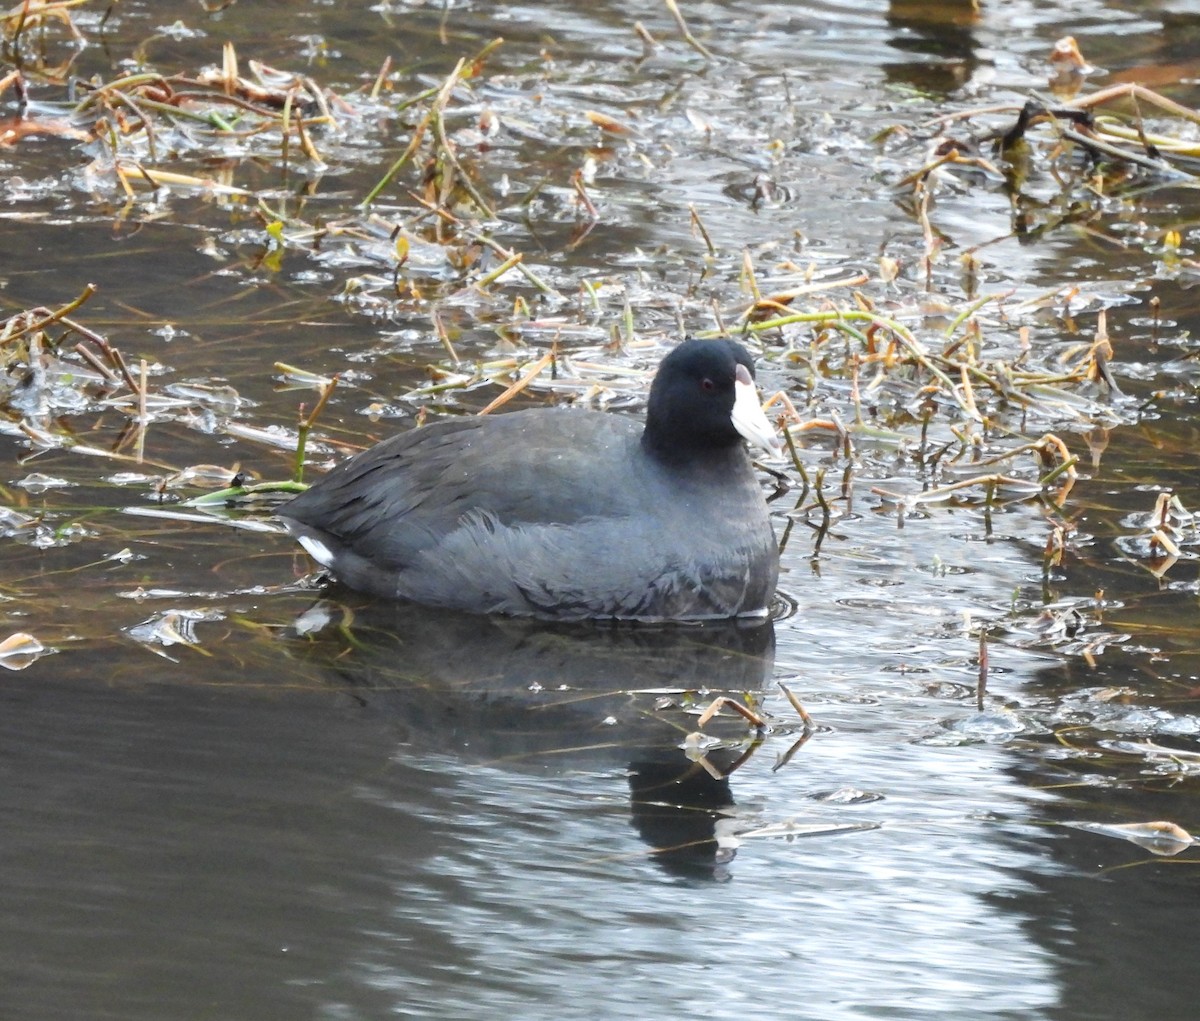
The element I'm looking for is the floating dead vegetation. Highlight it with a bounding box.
[716,278,1129,528]
[0,260,1144,590]
[1,11,1198,868]
[0,9,1190,714]
[0,0,89,79]
[0,123,1139,608]
[2,30,568,315]
[71,41,343,196]
[0,19,1150,463]
[1066,819,1195,858]
[1116,491,1198,580]
[0,286,263,503]
[891,37,1200,267]
[1,33,392,211]
[0,284,150,453]
[0,629,47,670]
[123,606,224,660]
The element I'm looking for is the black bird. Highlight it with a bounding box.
[279,337,781,621]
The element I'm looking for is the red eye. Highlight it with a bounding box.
[701,378,716,392]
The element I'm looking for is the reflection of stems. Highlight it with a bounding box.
[811,466,830,521]
[718,736,765,779]
[807,468,831,558]
[976,629,988,710]
[792,462,812,506]
[135,359,148,464]
[772,729,814,772]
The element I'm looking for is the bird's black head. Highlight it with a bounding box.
[642,338,777,463]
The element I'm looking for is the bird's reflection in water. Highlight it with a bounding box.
[884,0,982,96]
[293,594,779,877]
[628,755,743,880]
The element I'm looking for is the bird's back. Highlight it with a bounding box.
[281,407,777,620]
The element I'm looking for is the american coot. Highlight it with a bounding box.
[280,338,781,621]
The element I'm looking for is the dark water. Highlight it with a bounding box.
[3,1,1200,1018]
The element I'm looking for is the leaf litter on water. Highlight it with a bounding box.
[1066,820,1195,856]
[0,631,47,670]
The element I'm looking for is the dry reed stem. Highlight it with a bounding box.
[696,696,766,730]
[739,273,871,319]
[663,0,714,60]
[777,682,814,728]
[478,350,555,415]
[688,202,716,255]
[429,58,495,218]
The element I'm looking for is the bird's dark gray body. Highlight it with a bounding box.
[280,407,778,621]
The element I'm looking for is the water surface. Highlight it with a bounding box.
[2,2,1200,1019]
